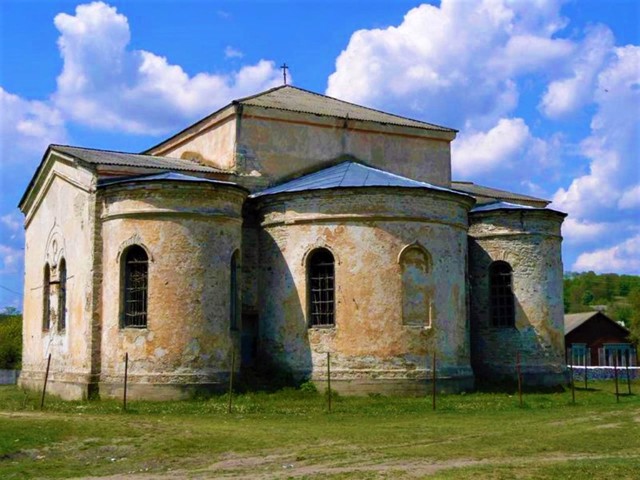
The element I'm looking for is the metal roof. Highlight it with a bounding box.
[451,181,549,206]
[564,311,630,335]
[471,201,546,213]
[98,172,242,189]
[236,85,456,133]
[51,145,222,173]
[251,161,470,198]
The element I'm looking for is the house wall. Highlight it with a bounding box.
[468,210,567,386]
[98,182,246,400]
[235,106,454,191]
[566,314,633,366]
[20,158,98,400]
[255,188,474,394]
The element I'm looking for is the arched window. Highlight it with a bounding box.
[308,248,335,327]
[489,261,515,327]
[58,258,67,332]
[122,245,148,328]
[399,245,431,326]
[43,263,51,331]
[230,250,240,331]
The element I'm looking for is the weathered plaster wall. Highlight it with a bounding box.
[148,107,237,172]
[236,107,453,190]
[255,189,474,394]
[98,182,246,400]
[20,158,98,400]
[468,210,566,386]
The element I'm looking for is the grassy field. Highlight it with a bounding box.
[0,381,639,479]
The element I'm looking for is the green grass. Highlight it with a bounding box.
[0,381,638,479]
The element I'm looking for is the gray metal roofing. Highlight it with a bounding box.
[97,172,241,188]
[237,85,456,132]
[451,181,548,205]
[471,201,547,213]
[251,162,470,198]
[564,311,629,335]
[51,145,222,173]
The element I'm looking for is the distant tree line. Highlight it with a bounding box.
[0,307,21,370]
[564,272,640,342]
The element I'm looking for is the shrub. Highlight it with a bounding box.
[0,310,22,369]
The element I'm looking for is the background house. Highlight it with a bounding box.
[565,311,637,366]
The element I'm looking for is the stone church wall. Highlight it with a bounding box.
[20,158,98,400]
[235,107,454,190]
[98,181,246,400]
[255,188,474,394]
[468,209,566,386]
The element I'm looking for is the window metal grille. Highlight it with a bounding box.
[123,246,148,328]
[58,259,67,331]
[308,248,335,327]
[489,261,515,327]
[43,264,51,331]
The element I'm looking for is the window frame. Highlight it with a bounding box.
[43,263,51,331]
[307,248,336,328]
[230,250,240,331]
[121,245,149,329]
[58,258,67,332]
[489,260,515,328]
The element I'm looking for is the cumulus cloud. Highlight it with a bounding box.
[0,244,23,275]
[552,46,640,221]
[573,234,640,274]
[326,0,572,131]
[52,2,282,134]
[452,118,531,176]
[0,87,67,165]
[539,25,615,118]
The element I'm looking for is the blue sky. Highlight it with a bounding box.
[1,0,639,308]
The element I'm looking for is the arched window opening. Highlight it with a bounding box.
[43,263,51,331]
[58,258,67,332]
[400,245,431,326]
[308,248,335,327]
[122,245,148,328]
[490,261,515,327]
[230,250,240,331]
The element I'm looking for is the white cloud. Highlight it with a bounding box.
[0,87,67,165]
[0,212,22,238]
[539,25,614,118]
[52,2,282,134]
[0,244,23,275]
[452,118,531,176]
[618,184,640,209]
[561,218,611,245]
[552,45,640,222]
[224,46,244,59]
[326,0,573,131]
[573,234,640,274]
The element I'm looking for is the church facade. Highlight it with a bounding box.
[19,86,567,400]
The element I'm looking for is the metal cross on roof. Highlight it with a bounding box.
[280,63,289,85]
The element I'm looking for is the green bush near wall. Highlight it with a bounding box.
[0,309,22,370]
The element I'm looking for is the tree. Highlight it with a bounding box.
[0,309,22,369]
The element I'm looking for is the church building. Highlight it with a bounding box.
[19,85,567,400]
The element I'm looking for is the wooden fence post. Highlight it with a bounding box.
[516,351,523,407]
[614,354,620,403]
[40,353,51,410]
[327,352,332,413]
[227,345,235,414]
[432,351,436,411]
[123,352,128,411]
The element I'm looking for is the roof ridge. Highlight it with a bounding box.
[232,84,288,104]
[240,85,456,132]
[53,144,159,158]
